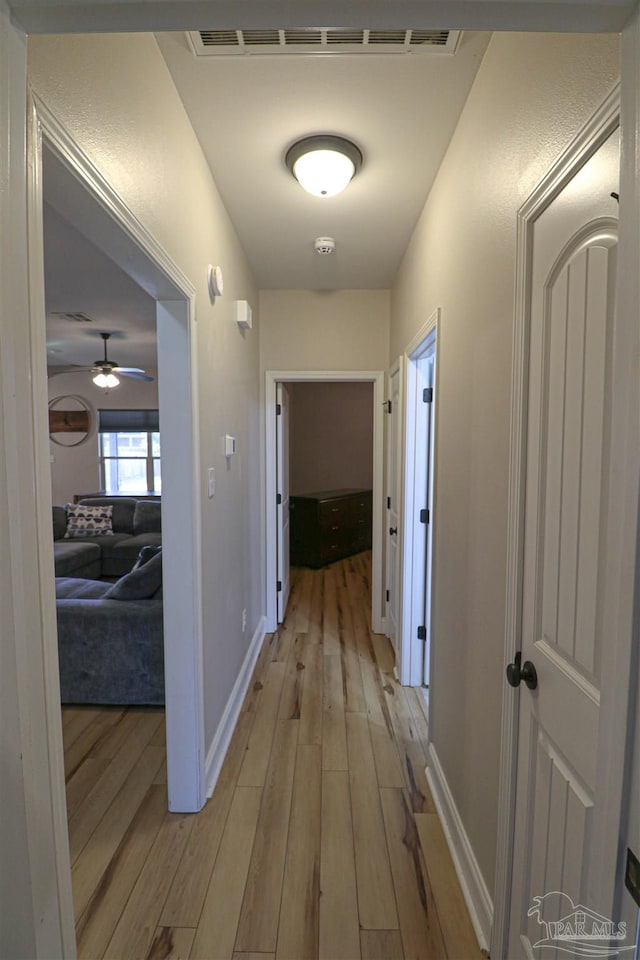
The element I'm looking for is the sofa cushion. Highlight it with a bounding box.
[104,549,163,601]
[53,505,67,541]
[133,500,162,535]
[53,541,101,579]
[133,545,163,568]
[64,503,113,538]
[79,497,137,534]
[55,577,112,600]
[100,533,162,576]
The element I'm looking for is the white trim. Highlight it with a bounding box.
[156,300,205,812]
[10,1,633,38]
[385,358,403,663]
[205,616,266,797]
[30,98,205,812]
[24,84,77,960]
[400,308,439,687]
[426,744,493,952]
[34,94,193,300]
[264,370,385,634]
[493,82,633,957]
[593,32,640,918]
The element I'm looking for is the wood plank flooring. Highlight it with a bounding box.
[63,552,484,959]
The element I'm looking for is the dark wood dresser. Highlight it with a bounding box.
[290,488,372,568]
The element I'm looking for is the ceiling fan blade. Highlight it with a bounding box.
[112,366,146,374]
[48,364,93,378]
[119,370,155,383]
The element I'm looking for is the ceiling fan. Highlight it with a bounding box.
[48,332,154,385]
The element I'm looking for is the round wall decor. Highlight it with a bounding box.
[48,394,94,447]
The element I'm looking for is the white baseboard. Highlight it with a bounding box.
[204,615,266,798]
[426,742,493,952]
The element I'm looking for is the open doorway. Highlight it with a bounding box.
[30,97,205,826]
[265,370,385,634]
[288,381,375,579]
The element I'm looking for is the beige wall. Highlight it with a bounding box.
[29,33,261,751]
[391,32,620,897]
[260,289,390,372]
[289,381,373,494]
[48,370,159,505]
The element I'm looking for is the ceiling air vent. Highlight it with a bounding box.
[188,28,461,57]
[410,30,451,46]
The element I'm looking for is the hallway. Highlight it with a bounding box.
[63,553,482,959]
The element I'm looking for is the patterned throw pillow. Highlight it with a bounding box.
[64,503,114,538]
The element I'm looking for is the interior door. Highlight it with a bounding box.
[422,354,435,687]
[507,127,620,956]
[386,361,402,655]
[276,382,290,623]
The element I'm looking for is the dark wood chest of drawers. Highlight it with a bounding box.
[290,488,373,568]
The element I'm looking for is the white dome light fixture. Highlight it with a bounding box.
[286,135,363,198]
[93,371,120,388]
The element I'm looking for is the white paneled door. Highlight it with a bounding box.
[276,382,291,623]
[507,127,620,956]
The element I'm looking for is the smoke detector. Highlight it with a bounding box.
[314,237,336,255]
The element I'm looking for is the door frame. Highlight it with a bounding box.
[265,370,385,634]
[400,309,439,689]
[275,381,291,623]
[385,358,403,662]
[29,95,206,819]
[492,83,639,956]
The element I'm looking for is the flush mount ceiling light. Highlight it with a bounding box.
[286,135,363,197]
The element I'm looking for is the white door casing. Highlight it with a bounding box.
[422,354,436,688]
[265,371,386,635]
[276,381,290,623]
[386,360,403,661]
[33,98,205,814]
[506,122,621,955]
[401,311,439,688]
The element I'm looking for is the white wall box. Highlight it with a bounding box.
[236,299,252,330]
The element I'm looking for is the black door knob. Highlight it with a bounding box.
[389,527,397,536]
[506,652,522,687]
[506,652,538,691]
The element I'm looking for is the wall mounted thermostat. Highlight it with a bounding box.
[207,264,224,299]
[224,434,236,457]
[236,300,252,330]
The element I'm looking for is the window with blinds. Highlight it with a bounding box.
[98,409,161,494]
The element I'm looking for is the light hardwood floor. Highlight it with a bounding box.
[62,552,485,960]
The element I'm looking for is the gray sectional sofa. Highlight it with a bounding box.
[53,496,161,578]
[56,546,164,705]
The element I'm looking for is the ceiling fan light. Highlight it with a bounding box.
[286,135,362,198]
[93,371,120,388]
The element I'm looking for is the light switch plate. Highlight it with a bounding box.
[207,467,215,498]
